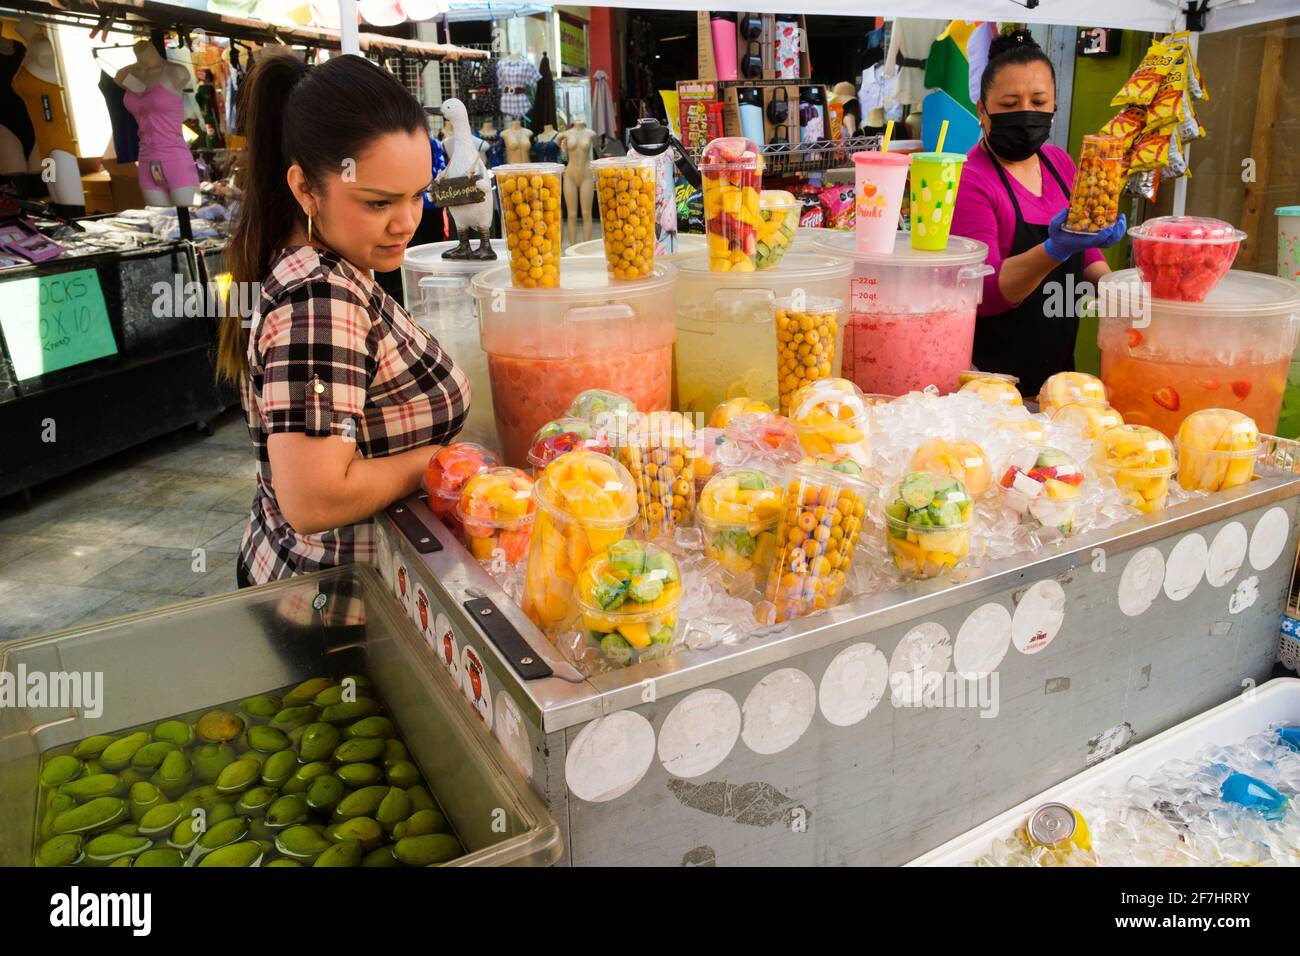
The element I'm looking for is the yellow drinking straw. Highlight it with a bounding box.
[936,119,950,154]
[881,120,894,153]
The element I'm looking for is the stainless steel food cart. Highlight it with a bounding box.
[376,461,1300,866]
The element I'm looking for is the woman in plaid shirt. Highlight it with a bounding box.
[218,51,470,587]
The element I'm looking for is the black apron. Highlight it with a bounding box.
[971,145,1088,399]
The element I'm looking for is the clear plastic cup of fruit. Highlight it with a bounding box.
[775,295,845,415]
[592,156,658,280]
[1038,371,1109,416]
[1051,401,1124,440]
[884,472,974,579]
[698,467,786,580]
[710,396,772,430]
[910,437,992,497]
[523,450,639,635]
[456,466,536,565]
[691,427,748,496]
[700,136,764,273]
[618,411,699,538]
[1094,424,1176,515]
[789,378,871,467]
[575,540,682,667]
[1130,215,1245,303]
[1063,134,1126,234]
[959,375,1023,407]
[422,442,501,533]
[756,190,801,270]
[724,412,805,469]
[998,447,1085,535]
[566,388,638,438]
[958,369,1019,388]
[765,455,868,621]
[1175,408,1260,493]
[526,417,611,474]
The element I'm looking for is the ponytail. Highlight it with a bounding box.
[217,50,428,383]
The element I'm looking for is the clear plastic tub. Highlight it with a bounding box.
[1097,269,1300,436]
[618,410,698,538]
[997,446,1085,534]
[814,230,991,395]
[1093,424,1176,514]
[523,450,638,635]
[1129,216,1246,302]
[700,136,764,272]
[1175,408,1260,493]
[1064,134,1126,234]
[400,240,507,451]
[422,442,500,534]
[456,466,535,566]
[1037,371,1108,416]
[909,438,992,497]
[884,471,974,579]
[525,417,611,474]
[496,163,565,289]
[675,252,852,416]
[788,378,871,466]
[765,456,869,621]
[697,467,785,580]
[757,190,801,270]
[573,541,682,668]
[592,156,658,280]
[775,295,846,415]
[472,258,677,467]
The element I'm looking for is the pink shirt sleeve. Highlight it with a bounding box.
[950,151,1015,316]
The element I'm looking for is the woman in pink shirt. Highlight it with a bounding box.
[950,31,1127,396]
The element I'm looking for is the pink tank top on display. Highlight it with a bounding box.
[123,81,198,191]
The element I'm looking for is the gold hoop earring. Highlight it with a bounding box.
[307,214,313,243]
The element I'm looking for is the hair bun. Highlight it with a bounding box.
[988,28,1041,62]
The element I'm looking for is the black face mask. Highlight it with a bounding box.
[985,110,1054,162]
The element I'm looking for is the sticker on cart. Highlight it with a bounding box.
[394,562,412,614]
[433,613,459,680]
[1206,522,1248,588]
[953,602,1013,678]
[889,622,953,705]
[1117,546,1165,617]
[1011,580,1066,655]
[1249,507,1290,572]
[494,691,533,782]
[742,668,816,756]
[460,645,493,729]
[658,688,742,779]
[819,642,889,727]
[413,584,433,641]
[566,710,656,803]
[1163,533,1207,602]
[1229,576,1260,615]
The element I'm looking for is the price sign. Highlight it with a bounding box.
[0,269,117,381]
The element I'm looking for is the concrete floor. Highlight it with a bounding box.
[0,407,255,642]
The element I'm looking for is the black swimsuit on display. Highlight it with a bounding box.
[0,41,36,159]
[97,69,140,163]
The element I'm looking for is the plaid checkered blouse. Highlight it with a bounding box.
[239,245,470,584]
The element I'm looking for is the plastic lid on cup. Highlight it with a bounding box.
[423,442,500,501]
[456,466,536,528]
[527,417,611,471]
[710,397,773,429]
[1052,401,1124,439]
[1128,215,1246,246]
[1094,424,1176,478]
[1038,371,1108,412]
[1175,408,1260,457]
[789,378,871,434]
[790,454,872,495]
[700,136,763,172]
[813,229,989,267]
[760,188,799,212]
[910,151,969,164]
[999,446,1085,495]
[1277,206,1300,218]
[698,467,785,532]
[959,377,1023,406]
[574,540,683,619]
[532,449,639,528]
[494,161,565,179]
[567,389,638,429]
[852,149,910,167]
[884,470,974,532]
[591,155,655,173]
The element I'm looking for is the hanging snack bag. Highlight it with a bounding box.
[1111,39,1176,107]
[1100,106,1148,151]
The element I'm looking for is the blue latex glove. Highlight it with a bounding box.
[1043,209,1127,262]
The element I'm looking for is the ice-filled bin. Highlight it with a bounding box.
[0,565,562,867]
[401,240,507,450]
[472,258,677,468]
[673,252,852,416]
[814,230,991,396]
[1097,269,1300,437]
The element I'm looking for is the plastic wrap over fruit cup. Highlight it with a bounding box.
[526,417,611,475]
[700,136,763,273]
[1038,371,1109,416]
[959,375,1024,407]
[523,450,639,635]
[1094,424,1176,515]
[422,442,501,533]
[789,377,871,467]
[775,295,845,416]
[996,412,1051,447]
[756,190,801,270]
[723,412,805,470]
[998,447,1085,535]
[1130,216,1245,302]
[1051,401,1125,440]
[884,472,974,579]
[618,411,699,538]
[1063,134,1126,234]
[566,388,638,439]
[573,540,682,668]
[765,455,869,621]
[691,427,748,496]
[1175,408,1260,493]
[593,156,658,280]
[496,163,565,289]
[910,437,992,497]
[456,467,535,566]
[698,467,786,582]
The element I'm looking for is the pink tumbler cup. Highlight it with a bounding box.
[711,15,738,81]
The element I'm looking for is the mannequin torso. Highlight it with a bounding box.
[558,122,596,245]
[8,18,83,204]
[117,41,198,206]
[502,120,532,165]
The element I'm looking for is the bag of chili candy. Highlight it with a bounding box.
[1100,105,1147,151]
[1111,38,1177,107]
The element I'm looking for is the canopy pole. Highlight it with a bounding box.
[339,0,359,54]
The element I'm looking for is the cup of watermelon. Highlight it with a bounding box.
[1130,216,1246,303]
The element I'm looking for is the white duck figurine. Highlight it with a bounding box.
[438,97,496,260]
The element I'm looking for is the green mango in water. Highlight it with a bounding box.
[344,716,395,740]
[406,785,436,813]
[394,833,463,866]
[297,722,342,762]
[313,840,363,867]
[72,735,116,760]
[59,773,125,801]
[236,786,277,817]
[326,816,384,851]
[321,699,380,725]
[192,743,236,784]
[331,785,388,822]
[336,763,384,788]
[137,801,187,836]
[98,732,150,772]
[40,755,84,789]
[261,750,298,789]
[130,741,178,772]
[197,841,263,867]
[265,793,310,829]
[153,750,194,797]
[197,815,250,851]
[393,808,447,839]
[83,832,152,865]
[264,858,303,867]
[332,738,385,765]
[35,834,84,867]
[134,847,184,867]
[239,694,281,720]
[283,677,336,708]
[384,760,421,789]
[376,787,412,832]
[383,740,409,763]
[281,761,331,795]
[128,781,164,822]
[269,705,318,732]
[214,758,262,794]
[247,725,291,754]
[273,825,332,861]
[306,775,346,813]
[361,845,400,867]
[152,720,195,747]
[51,796,128,835]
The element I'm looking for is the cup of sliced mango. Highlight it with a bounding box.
[1051,401,1124,440]
[456,466,535,566]
[884,471,974,579]
[909,437,992,497]
[575,540,681,667]
[1094,424,1176,514]
[698,468,786,581]
[789,378,870,467]
[1175,408,1259,493]
[959,375,1023,407]
[1037,371,1108,416]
